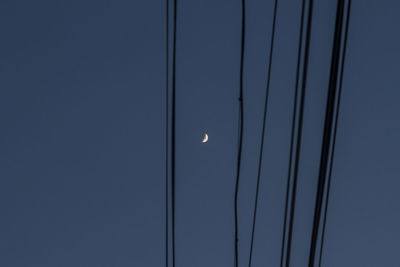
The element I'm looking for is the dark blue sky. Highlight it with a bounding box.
[0,0,399,266]
[0,1,165,266]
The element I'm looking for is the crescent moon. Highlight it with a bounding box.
[202,133,209,143]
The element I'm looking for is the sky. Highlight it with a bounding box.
[0,0,399,266]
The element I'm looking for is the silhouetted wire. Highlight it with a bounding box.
[315,1,352,267]
[247,0,278,266]
[283,0,314,266]
[165,0,169,265]
[234,0,246,266]
[279,2,306,266]
[279,1,306,266]
[171,0,177,266]
[307,0,350,266]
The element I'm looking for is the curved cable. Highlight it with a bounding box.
[234,0,246,266]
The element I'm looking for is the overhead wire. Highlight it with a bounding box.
[165,0,170,265]
[317,3,351,266]
[234,0,246,265]
[171,0,177,266]
[280,0,315,266]
[166,1,349,266]
[247,0,279,266]
[308,1,352,266]
[279,1,306,265]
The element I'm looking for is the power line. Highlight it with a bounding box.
[279,0,307,266]
[317,3,351,266]
[279,1,306,265]
[281,0,314,266]
[171,0,177,266]
[308,0,348,265]
[318,3,352,266]
[165,0,170,265]
[308,1,352,266]
[234,0,246,265]
[247,0,279,266]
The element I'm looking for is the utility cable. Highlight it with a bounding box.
[165,0,170,265]
[247,0,279,266]
[171,0,177,266]
[308,1,352,266]
[234,0,246,266]
[281,0,315,266]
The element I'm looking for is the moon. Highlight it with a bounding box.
[202,133,209,143]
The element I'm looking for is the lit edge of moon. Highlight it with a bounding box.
[202,133,209,143]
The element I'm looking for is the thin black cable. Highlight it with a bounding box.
[234,0,246,266]
[316,1,352,267]
[165,0,169,265]
[307,0,349,266]
[247,1,278,266]
[171,0,177,266]
[279,0,306,266]
[284,0,314,266]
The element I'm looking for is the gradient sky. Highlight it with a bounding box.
[0,0,399,266]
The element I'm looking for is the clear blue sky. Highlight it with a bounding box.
[0,0,399,266]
